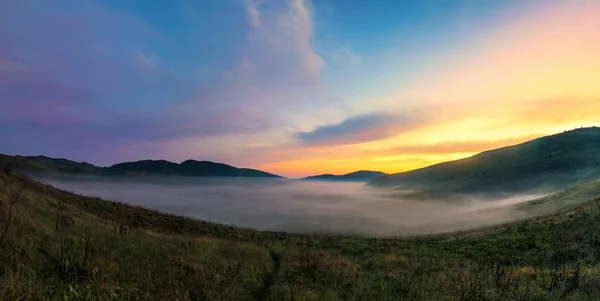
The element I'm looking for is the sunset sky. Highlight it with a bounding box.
[1,0,600,178]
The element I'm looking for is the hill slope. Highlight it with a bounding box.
[0,155,283,178]
[2,168,600,299]
[0,155,103,174]
[370,127,600,197]
[303,170,387,182]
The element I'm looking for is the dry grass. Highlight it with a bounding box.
[2,170,600,300]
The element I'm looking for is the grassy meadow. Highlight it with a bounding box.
[3,168,600,300]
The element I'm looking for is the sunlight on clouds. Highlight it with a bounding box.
[262,0,600,177]
[3,0,600,178]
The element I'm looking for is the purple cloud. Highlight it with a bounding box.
[294,113,422,146]
[0,0,341,165]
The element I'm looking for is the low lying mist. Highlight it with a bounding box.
[33,174,559,237]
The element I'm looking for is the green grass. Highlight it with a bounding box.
[3,169,600,300]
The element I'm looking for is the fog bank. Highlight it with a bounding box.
[33,174,556,237]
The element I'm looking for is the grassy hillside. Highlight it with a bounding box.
[0,155,102,174]
[370,127,600,198]
[3,168,600,300]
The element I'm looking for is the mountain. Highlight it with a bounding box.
[370,127,600,197]
[106,160,181,175]
[0,155,283,178]
[5,155,600,299]
[107,159,283,178]
[303,170,387,182]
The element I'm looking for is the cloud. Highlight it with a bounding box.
[11,0,595,179]
[0,0,194,113]
[0,0,199,161]
[159,0,337,155]
[332,48,361,64]
[288,0,324,81]
[0,0,338,167]
[244,0,264,28]
[294,113,420,146]
[239,0,324,87]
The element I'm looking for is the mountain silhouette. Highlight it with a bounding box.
[303,170,387,182]
[0,155,283,178]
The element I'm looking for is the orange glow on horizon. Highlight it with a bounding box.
[251,1,600,178]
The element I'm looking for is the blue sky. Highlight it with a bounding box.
[2,0,599,177]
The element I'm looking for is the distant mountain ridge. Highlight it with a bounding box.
[107,159,282,178]
[0,155,283,178]
[303,170,387,182]
[3,127,600,185]
[370,127,600,198]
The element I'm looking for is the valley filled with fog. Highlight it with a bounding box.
[33,174,555,237]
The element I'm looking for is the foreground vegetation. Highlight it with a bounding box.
[3,168,600,300]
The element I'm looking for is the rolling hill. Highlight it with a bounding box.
[3,161,600,299]
[370,127,600,198]
[303,170,387,182]
[107,159,283,178]
[0,155,283,178]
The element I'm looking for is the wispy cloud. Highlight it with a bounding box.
[160,0,335,159]
[332,48,361,64]
[240,0,324,86]
[0,0,336,166]
[244,0,264,28]
[3,0,597,177]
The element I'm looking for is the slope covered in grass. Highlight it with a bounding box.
[0,154,102,174]
[3,168,600,300]
[370,127,600,198]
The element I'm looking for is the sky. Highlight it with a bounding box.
[1,0,600,178]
